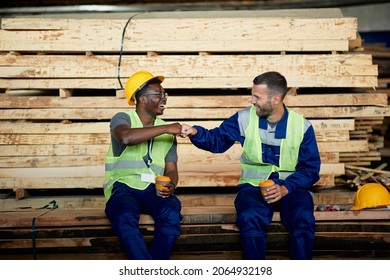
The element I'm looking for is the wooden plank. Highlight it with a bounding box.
[310,119,355,131]
[0,144,108,156]
[2,228,390,252]
[0,194,238,210]
[0,75,378,89]
[0,208,389,229]
[0,151,340,169]
[0,94,386,108]
[0,130,350,146]
[0,174,334,190]
[318,140,369,152]
[0,119,356,134]
[0,162,343,179]
[0,141,367,157]
[0,176,194,190]
[0,54,376,78]
[0,191,356,210]
[5,17,353,42]
[345,165,390,176]
[0,106,388,120]
[0,14,357,52]
[319,152,339,163]
[2,220,389,238]
[0,9,348,30]
[0,173,338,191]
[0,133,110,145]
[294,106,389,118]
[339,151,382,162]
[0,38,349,52]
[0,53,375,68]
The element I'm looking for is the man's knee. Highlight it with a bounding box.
[284,209,315,237]
[154,205,182,236]
[236,209,270,237]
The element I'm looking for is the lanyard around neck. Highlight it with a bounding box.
[146,138,154,168]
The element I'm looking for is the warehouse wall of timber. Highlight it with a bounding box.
[0,8,388,199]
[0,3,390,260]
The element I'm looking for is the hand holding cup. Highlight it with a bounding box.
[155,175,171,197]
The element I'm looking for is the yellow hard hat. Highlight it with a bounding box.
[351,183,390,210]
[124,70,164,106]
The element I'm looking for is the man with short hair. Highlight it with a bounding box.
[181,71,321,259]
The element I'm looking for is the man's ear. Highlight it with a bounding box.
[138,94,147,104]
[272,94,282,105]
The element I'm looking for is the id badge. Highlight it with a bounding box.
[141,173,155,183]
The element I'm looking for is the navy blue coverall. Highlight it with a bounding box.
[189,105,321,259]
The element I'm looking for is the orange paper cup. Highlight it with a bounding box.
[155,175,170,196]
[259,179,274,198]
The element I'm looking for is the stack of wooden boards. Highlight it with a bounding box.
[354,43,390,160]
[0,8,390,259]
[0,8,388,197]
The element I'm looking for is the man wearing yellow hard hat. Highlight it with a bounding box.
[103,70,183,259]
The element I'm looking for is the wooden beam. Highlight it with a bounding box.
[0,119,356,134]
[0,75,378,89]
[0,54,376,78]
[0,106,388,120]
[0,94,386,108]
[0,14,357,52]
[0,208,389,229]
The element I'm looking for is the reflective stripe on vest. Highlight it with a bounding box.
[239,105,304,186]
[103,110,174,200]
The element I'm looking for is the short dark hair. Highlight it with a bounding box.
[253,71,288,98]
[134,78,162,103]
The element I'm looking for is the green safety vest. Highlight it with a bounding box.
[239,106,304,186]
[103,110,175,201]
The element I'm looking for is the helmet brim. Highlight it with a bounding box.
[127,75,165,106]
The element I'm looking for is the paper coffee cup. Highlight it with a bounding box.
[155,175,170,196]
[259,179,274,200]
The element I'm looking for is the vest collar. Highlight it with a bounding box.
[259,105,289,139]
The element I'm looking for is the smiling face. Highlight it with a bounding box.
[141,83,167,116]
[251,84,274,118]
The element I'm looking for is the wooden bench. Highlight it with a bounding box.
[1,193,389,260]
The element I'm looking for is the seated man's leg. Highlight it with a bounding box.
[235,184,273,259]
[279,189,315,260]
[143,185,182,260]
[105,182,152,260]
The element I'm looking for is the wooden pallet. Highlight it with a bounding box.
[1,201,389,260]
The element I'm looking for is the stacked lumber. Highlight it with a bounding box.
[0,8,388,199]
[1,193,389,260]
[345,163,390,189]
[363,43,390,93]
[350,42,390,159]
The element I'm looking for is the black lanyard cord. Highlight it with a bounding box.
[146,138,155,168]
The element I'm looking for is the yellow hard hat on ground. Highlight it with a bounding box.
[351,183,390,210]
[124,70,164,105]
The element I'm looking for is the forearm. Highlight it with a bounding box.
[164,162,179,187]
[190,125,236,153]
[115,125,172,146]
